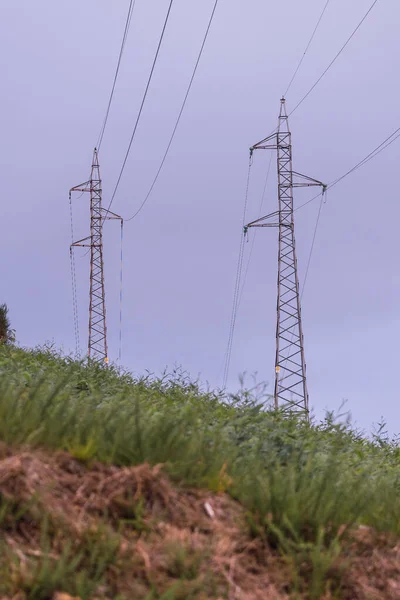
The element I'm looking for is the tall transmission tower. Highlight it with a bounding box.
[70,148,122,363]
[246,98,325,416]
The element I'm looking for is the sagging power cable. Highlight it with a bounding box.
[97,0,137,151]
[126,0,220,222]
[106,0,176,215]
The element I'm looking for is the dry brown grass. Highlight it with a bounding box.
[0,446,399,599]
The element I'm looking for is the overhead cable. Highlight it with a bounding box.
[222,157,252,388]
[287,125,400,326]
[329,128,400,189]
[296,123,400,212]
[106,0,175,215]
[289,0,380,117]
[300,194,325,298]
[69,193,80,355]
[97,0,137,151]
[126,0,220,222]
[284,0,332,96]
[253,0,379,150]
[237,152,273,310]
[118,220,124,362]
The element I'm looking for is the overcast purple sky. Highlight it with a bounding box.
[1,0,398,431]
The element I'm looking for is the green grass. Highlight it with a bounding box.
[1,516,121,599]
[0,343,399,598]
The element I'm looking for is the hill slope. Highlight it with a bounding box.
[0,345,399,599]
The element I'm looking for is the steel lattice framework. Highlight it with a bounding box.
[246,98,325,416]
[70,148,122,363]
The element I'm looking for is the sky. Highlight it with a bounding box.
[0,0,398,433]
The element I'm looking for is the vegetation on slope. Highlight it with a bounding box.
[0,344,399,599]
[0,303,15,345]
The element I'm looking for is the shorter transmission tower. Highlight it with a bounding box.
[70,148,122,364]
[246,98,325,416]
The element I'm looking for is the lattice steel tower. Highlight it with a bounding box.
[246,98,325,415]
[70,148,122,363]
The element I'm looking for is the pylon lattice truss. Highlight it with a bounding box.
[246,98,325,416]
[70,149,122,363]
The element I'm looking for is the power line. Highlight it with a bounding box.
[69,0,136,359]
[290,127,400,360]
[262,121,400,386]
[118,220,124,362]
[293,124,400,304]
[222,158,252,388]
[69,192,81,355]
[295,124,400,212]
[253,0,379,145]
[106,0,175,215]
[301,193,325,299]
[278,124,400,365]
[267,122,400,389]
[252,0,380,148]
[284,0,332,97]
[222,234,246,388]
[329,128,400,189]
[126,0,220,222]
[97,0,137,151]
[237,152,273,310]
[286,125,400,358]
[295,190,324,212]
[289,0,380,117]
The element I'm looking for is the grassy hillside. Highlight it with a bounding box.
[0,345,399,599]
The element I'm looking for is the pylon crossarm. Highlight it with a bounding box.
[292,171,326,188]
[102,208,123,221]
[71,236,91,248]
[246,211,280,228]
[70,181,91,194]
[250,222,280,228]
[250,132,278,151]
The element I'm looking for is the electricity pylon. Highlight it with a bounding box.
[70,148,122,363]
[246,98,325,416]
